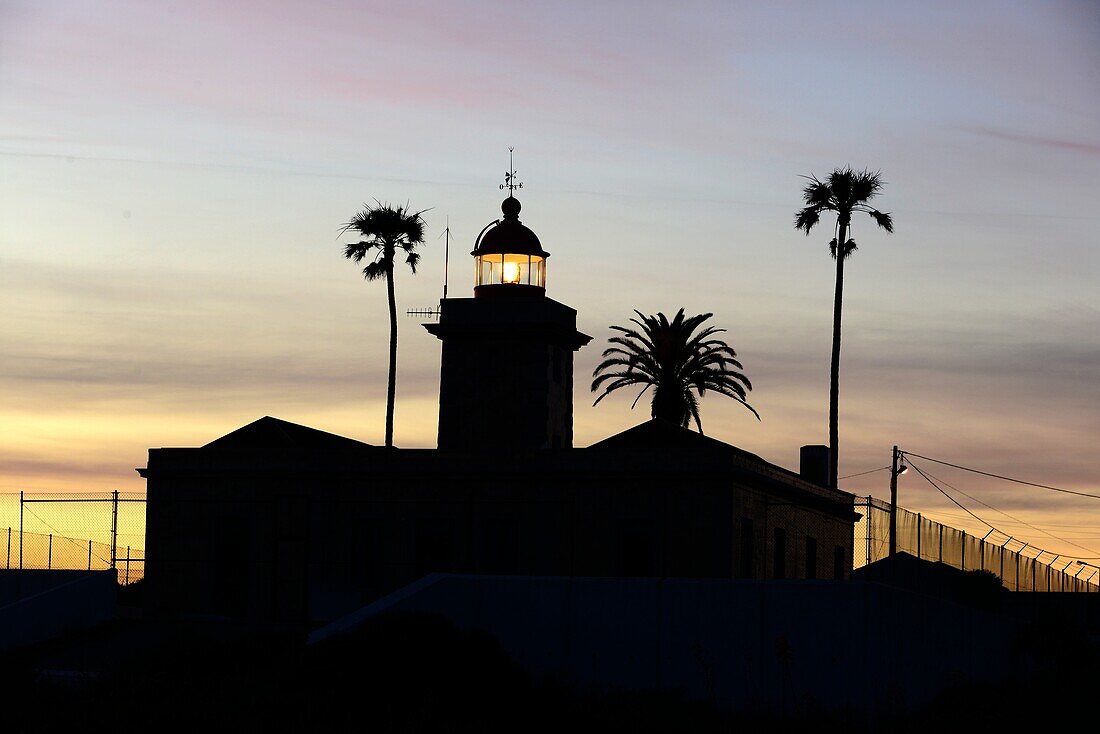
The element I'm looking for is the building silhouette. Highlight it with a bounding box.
[141,191,857,624]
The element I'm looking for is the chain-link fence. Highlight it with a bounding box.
[854,496,1098,592]
[1,492,145,585]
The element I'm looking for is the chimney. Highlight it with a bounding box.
[799,445,830,487]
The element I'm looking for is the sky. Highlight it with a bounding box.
[1,1,1098,559]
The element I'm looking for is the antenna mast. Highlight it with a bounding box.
[442,216,450,300]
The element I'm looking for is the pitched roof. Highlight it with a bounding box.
[201,416,374,450]
[587,419,767,464]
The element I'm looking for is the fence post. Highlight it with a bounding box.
[19,491,23,570]
[999,544,1005,587]
[865,496,872,566]
[5,527,9,569]
[88,539,92,571]
[125,546,131,585]
[979,538,984,571]
[961,536,965,571]
[916,514,921,559]
[110,490,119,570]
[938,525,943,562]
[48,533,52,569]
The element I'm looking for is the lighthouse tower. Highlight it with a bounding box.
[424,175,590,451]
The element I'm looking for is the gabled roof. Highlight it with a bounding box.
[201,417,374,450]
[586,419,856,514]
[587,419,767,465]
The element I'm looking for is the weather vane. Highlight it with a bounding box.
[500,146,523,193]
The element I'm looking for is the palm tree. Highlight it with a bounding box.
[795,168,893,489]
[591,308,758,433]
[342,201,427,447]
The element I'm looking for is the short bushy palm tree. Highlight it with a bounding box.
[342,201,427,447]
[591,309,758,433]
[795,168,893,489]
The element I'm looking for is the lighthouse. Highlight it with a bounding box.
[424,170,590,450]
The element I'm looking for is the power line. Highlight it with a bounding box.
[906,461,1100,561]
[902,451,1100,500]
[906,457,1100,558]
[907,461,995,531]
[840,466,890,480]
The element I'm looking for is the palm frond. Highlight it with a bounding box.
[362,261,389,281]
[800,174,833,207]
[344,240,377,263]
[687,393,703,434]
[630,384,653,409]
[850,169,883,203]
[868,209,894,233]
[795,206,823,234]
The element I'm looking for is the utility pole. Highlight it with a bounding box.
[110,489,119,570]
[889,446,900,557]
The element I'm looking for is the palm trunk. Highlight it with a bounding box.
[828,217,848,490]
[385,261,398,448]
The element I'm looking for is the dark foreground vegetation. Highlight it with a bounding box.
[2,610,1096,733]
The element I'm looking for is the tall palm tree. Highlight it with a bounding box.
[342,201,427,447]
[591,308,758,433]
[795,168,893,489]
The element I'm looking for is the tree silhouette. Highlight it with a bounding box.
[591,309,758,433]
[342,202,427,447]
[795,168,893,489]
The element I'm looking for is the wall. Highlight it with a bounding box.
[144,447,855,624]
[0,570,116,650]
[312,574,1023,715]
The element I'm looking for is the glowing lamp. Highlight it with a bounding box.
[472,195,549,297]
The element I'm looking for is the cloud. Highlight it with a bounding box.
[963,127,1100,157]
[0,258,443,414]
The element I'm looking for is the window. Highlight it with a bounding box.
[773,527,786,580]
[834,545,846,580]
[805,536,817,580]
[739,518,755,578]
